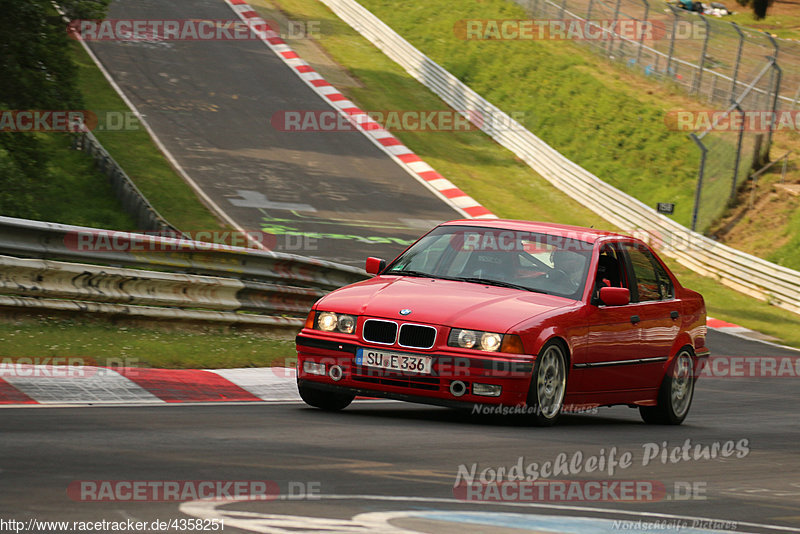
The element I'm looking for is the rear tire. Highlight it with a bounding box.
[298,383,354,411]
[525,341,568,426]
[639,348,695,425]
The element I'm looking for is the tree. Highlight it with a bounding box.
[0,0,110,218]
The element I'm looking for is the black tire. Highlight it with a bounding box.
[525,340,568,426]
[298,383,355,411]
[640,348,696,425]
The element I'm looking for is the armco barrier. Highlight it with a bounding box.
[0,255,318,326]
[0,217,369,325]
[313,0,800,316]
[0,216,367,292]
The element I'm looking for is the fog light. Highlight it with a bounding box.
[473,383,502,397]
[329,365,344,381]
[303,361,326,376]
[449,380,467,397]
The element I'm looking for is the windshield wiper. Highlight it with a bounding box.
[456,277,550,294]
[387,269,436,278]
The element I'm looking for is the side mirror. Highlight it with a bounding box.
[599,287,630,306]
[365,257,386,275]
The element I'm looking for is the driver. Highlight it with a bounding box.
[550,250,586,289]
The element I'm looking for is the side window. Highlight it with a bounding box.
[594,246,627,291]
[653,257,675,300]
[625,244,672,301]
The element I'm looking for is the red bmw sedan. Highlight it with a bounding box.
[295,220,709,426]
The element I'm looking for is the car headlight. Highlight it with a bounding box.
[448,329,525,353]
[448,329,500,352]
[480,332,502,352]
[314,311,357,334]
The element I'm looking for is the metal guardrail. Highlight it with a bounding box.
[73,129,179,234]
[316,0,800,316]
[0,216,367,291]
[0,217,368,325]
[0,255,311,326]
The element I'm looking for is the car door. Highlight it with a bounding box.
[578,243,645,394]
[617,241,680,390]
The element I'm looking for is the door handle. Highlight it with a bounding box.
[630,315,641,324]
[670,311,679,320]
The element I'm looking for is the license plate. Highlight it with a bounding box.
[355,348,433,374]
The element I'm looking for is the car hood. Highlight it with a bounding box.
[316,276,575,332]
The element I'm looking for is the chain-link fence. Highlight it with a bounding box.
[513,0,792,233]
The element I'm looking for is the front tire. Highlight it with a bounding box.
[298,383,354,411]
[640,348,696,425]
[526,341,568,426]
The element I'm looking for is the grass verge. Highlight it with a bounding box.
[0,316,296,369]
[32,132,136,229]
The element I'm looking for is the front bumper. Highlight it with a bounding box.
[296,334,535,407]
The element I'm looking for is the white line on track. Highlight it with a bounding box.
[180,494,799,533]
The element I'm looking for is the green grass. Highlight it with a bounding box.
[71,40,227,233]
[0,316,296,369]
[726,11,800,40]
[33,132,136,229]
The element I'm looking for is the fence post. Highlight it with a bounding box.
[764,33,782,161]
[666,6,679,77]
[560,0,566,19]
[608,0,622,57]
[636,0,650,67]
[730,103,745,201]
[586,0,594,22]
[690,133,708,232]
[729,22,744,103]
[693,15,710,96]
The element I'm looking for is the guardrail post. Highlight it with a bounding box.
[729,22,744,103]
[690,133,708,233]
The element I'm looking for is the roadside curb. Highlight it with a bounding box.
[223,0,495,220]
[707,317,798,350]
[0,366,299,406]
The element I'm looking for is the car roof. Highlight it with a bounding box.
[439,219,630,244]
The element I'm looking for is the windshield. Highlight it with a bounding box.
[385,225,593,299]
